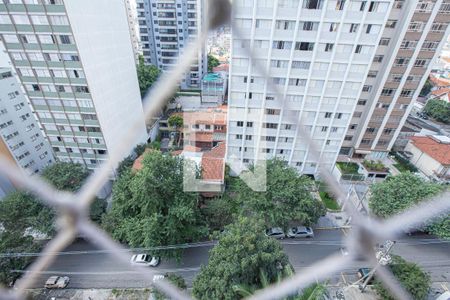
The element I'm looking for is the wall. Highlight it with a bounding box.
[405,141,442,177]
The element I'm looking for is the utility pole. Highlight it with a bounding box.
[360,240,395,292]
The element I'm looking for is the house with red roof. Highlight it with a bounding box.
[405,135,450,182]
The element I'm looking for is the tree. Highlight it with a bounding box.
[374,255,430,300]
[192,217,290,300]
[201,194,238,232]
[207,54,220,72]
[168,115,184,146]
[137,55,161,97]
[369,173,448,239]
[41,162,89,192]
[419,79,432,97]
[0,231,41,285]
[116,143,150,177]
[0,191,54,236]
[154,273,187,300]
[424,99,450,124]
[233,159,325,230]
[103,151,207,260]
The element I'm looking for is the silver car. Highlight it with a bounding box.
[287,226,314,238]
[265,227,286,239]
[44,276,69,289]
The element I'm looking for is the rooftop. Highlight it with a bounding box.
[410,135,450,165]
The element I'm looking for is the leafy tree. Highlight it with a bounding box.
[137,55,161,97]
[0,191,54,236]
[154,273,187,300]
[201,194,238,231]
[298,283,328,300]
[0,231,41,285]
[233,159,325,230]
[207,54,220,72]
[369,173,448,239]
[192,217,290,300]
[116,143,149,177]
[419,79,432,97]
[41,162,89,192]
[424,99,450,124]
[374,255,430,300]
[168,115,183,146]
[103,151,207,260]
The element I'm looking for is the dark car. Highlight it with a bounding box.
[357,268,374,284]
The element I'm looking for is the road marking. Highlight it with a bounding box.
[12,267,202,275]
[341,228,348,237]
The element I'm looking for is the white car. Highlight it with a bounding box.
[44,276,69,289]
[130,254,161,267]
[287,226,314,238]
[265,227,285,239]
[153,274,165,283]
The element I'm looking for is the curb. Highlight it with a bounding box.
[314,226,352,230]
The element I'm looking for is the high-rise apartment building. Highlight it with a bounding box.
[0,0,147,169]
[136,0,206,89]
[125,0,142,63]
[0,67,54,174]
[228,0,394,175]
[341,0,450,158]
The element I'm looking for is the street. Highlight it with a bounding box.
[20,229,450,289]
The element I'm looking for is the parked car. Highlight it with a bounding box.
[357,268,374,284]
[287,226,314,238]
[435,291,450,300]
[265,227,285,239]
[130,254,161,267]
[44,276,69,289]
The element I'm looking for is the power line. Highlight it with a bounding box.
[0,238,448,258]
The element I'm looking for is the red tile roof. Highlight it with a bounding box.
[201,143,226,181]
[430,74,450,87]
[431,87,450,96]
[410,136,450,165]
[132,149,153,171]
[213,64,229,73]
[173,106,227,126]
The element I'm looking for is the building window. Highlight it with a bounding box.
[385,20,397,28]
[357,100,367,105]
[349,23,359,33]
[295,42,314,51]
[362,85,372,92]
[237,121,244,127]
[303,0,324,9]
[379,38,390,46]
[325,43,334,52]
[373,55,383,63]
[381,88,395,96]
[236,134,242,140]
[325,112,332,118]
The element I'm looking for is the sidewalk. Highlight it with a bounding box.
[316,212,351,229]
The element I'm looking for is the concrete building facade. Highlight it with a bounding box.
[341,0,450,158]
[228,0,394,175]
[136,0,206,89]
[0,0,147,169]
[0,67,54,174]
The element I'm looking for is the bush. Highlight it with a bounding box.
[374,256,430,300]
[424,99,450,124]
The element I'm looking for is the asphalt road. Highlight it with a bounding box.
[19,229,450,289]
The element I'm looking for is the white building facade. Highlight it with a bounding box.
[227,0,393,175]
[0,68,54,174]
[342,0,450,158]
[136,0,207,89]
[0,0,147,169]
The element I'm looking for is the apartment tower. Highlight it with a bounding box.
[0,0,147,169]
[136,0,206,89]
[341,0,450,158]
[228,0,394,175]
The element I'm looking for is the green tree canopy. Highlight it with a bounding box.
[419,79,432,97]
[168,114,183,129]
[137,55,161,97]
[207,54,220,72]
[424,99,450,124]
[369,173,448,239]
[192,217,290,300]
[234,159,325,230]
[374,255,430,300]
[0,191,54,236]
[0,231,41,285]
[102,151,207,260]
[41,162,89,191]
